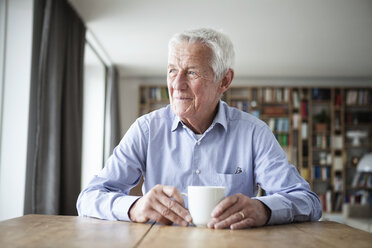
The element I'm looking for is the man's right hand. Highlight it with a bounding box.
[128,184,192,226]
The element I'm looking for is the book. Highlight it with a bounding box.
[292,90,300,108]
[301,101,308,118]
[346,90,358,105]
[251,110,260,118]
[334,193,343,212]
[263,106,286,115]
[332,135,343,149]
[352,172,361,187]
[300,168,310,181]
[334,175,343,191]
[265,88,272,102]
[335,93,342,106]
[301,122,308,139]
[292,113,300,129]
[284,88,289,102]
[359,90,364,105]
[333,156,343,171]
[326,190,332,212]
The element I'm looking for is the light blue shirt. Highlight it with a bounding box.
[77,101,322,224]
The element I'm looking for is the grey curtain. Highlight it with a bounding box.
[104,66,121,161]
[24,0,86,215]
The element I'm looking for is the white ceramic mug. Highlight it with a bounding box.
[187,186,226,227]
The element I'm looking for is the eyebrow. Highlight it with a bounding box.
[167,64,199,70]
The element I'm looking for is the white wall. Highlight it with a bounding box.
[0,0,34,221]
[0,1,6,133]
[118,76,372,135]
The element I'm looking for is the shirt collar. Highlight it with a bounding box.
[213,100,228,131]
[171,100,228,132]
[171,114,183,132]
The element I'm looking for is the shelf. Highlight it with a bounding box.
[345,124,372,128]
[312,179,331,183]
[260,114,289,118]
[229,96,250,100]
[345,105,372,109]
[139,85,372,214]
[312,100,331,105]
[312,147,332,152]
[344,144,371,149]
[262,101,289,105]
[313,131,331,135]
[334,106,342,110]
[352,187,372,191]
[272,131,290,134]
[312,163,332,167]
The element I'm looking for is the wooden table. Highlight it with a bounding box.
[1,215,372,248]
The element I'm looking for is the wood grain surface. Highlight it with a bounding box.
[138,221,372,248]
[0,214,152,248]
[1,215,372,248]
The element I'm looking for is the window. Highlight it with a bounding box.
[81,43,106,189]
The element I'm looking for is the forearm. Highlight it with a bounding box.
[254,190,322,225]
[76,175,141,221]
[77,187,140,221]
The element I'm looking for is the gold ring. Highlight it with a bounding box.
[238,211,245,220]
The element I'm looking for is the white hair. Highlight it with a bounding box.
[168,28,235,82]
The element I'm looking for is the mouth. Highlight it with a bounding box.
[174,96,192,101]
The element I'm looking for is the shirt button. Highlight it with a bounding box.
[195,169,201,174]
[197,141,201,145]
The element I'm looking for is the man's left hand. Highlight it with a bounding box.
[207,193,271,229]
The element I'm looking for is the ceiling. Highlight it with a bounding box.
[69,0,372,78]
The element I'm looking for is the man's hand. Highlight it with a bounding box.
[128,185,192,226]
[207,193,271,230]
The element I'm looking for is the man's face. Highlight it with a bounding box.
[167,42,221,123]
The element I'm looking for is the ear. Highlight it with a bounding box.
[218,69,234,94]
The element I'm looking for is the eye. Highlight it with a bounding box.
[168,69,177,76]
[188,71,197,77]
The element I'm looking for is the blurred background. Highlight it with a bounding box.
[0,0,371,232]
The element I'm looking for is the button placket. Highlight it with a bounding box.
[193,137,202,184]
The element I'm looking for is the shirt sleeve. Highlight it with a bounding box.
[251,125,322,225]
[76,118,148,221]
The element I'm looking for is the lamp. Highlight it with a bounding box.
[357,153,372,173]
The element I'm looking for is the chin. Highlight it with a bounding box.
[172,105,192,118]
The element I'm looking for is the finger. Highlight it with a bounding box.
[210,202,241,223]
[213,211,245,229]
[157,192,192,222]
[147,209,173,225]
[162,185,185,206]
[211,195,239,218]
[152,199,189,226]
[230,218,254,230]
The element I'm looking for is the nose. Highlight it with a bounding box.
[172,72,188,90]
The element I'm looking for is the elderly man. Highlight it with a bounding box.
[77,28,322,229]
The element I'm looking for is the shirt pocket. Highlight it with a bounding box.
[216,172,247,196]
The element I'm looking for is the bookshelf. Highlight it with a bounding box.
[139,85,169,116]
[138,85,372,212]
[343,88,372,210]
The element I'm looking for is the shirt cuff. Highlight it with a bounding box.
[253,195,293,225]
[112,195,141,221]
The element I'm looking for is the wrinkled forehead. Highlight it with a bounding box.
[167,42,213,67]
